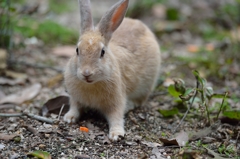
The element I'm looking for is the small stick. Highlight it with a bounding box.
[236,131,240,148]
[0,112,57,124]
[58,104,65,120]
[216,92,228,120]
[23,112,57,124]
[0,113,23,117]
[23,125,39,136]
[0,104,15,109]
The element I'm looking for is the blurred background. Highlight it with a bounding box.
[0,0,240,92]
[0,1,239,157]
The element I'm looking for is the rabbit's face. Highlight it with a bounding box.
[75,31,112,84]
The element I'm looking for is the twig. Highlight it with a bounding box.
[173,80,199,133]
[58,104,65,120]
[0,113,23,117]
[204,101,211,125]
[236,131,240,149]
[150,91,168,99]
[201,89,210,125]
[8,60,63,73]
[23,125,39,136]
[216,92,228,120]
[23,112,57,124]
[0,112,57,124]
[0,104,15,109]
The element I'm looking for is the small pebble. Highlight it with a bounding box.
[39,144,46,149]
[43,123,52,129]
[138,113,145,120]
[0,144,5,150]
[75,154,90,159]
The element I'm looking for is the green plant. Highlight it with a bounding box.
[161,132,166,137]
[218,144,236,157]
[196,140,202,147]
[168,70,231,128]
[100,153,105,157]
[13,17,78,45]
[49,0,73,14]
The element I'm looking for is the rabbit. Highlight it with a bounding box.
[63,0,161,141]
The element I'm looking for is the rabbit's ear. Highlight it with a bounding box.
[98,0,129,42]
[79,0,93,34]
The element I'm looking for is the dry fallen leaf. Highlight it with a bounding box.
[28,150,51,159]
[0,77,25,85]
[0,133,20,142]
[0,83,41,104]
[41,96,69,116]
[159,131,188,146]
[141,141,162,148]
[204,147,232,159]
[151,147,164,159]
[175,131,189,146]
[5,70,28,80]
[189,121,221,141]
[159,137,178,146]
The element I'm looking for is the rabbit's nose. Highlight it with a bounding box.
[82,69,92,77]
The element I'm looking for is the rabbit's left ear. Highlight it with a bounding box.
[97,0,129,42]
[79,0,93,34]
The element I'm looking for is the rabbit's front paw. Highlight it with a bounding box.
[109,126,125,141]
[63,109,80,123]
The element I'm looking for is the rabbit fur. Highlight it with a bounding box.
[63,0,161,141]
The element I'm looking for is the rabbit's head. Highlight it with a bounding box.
[74,0,129,84]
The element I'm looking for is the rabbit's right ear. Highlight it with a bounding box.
[97,0,129,42]
[79,0,93,34]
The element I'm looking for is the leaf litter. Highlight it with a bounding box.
[189,121,221,141]
[0,133,20,142]
[159,130,189,147]
[28,150,51,159]
[204,147,233,159]
[0,83,41,104]
[0,77,26,85]
[41,95,69,116]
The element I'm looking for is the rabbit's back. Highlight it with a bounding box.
[110,18,161,105]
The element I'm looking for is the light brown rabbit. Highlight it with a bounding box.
[63,0,161,141]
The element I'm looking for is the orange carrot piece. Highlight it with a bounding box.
[79,126,89,133]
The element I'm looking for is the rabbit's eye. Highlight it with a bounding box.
[76,48,79,55]
[100,48,105,58]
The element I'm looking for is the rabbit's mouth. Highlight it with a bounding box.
[85,77,93,83]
